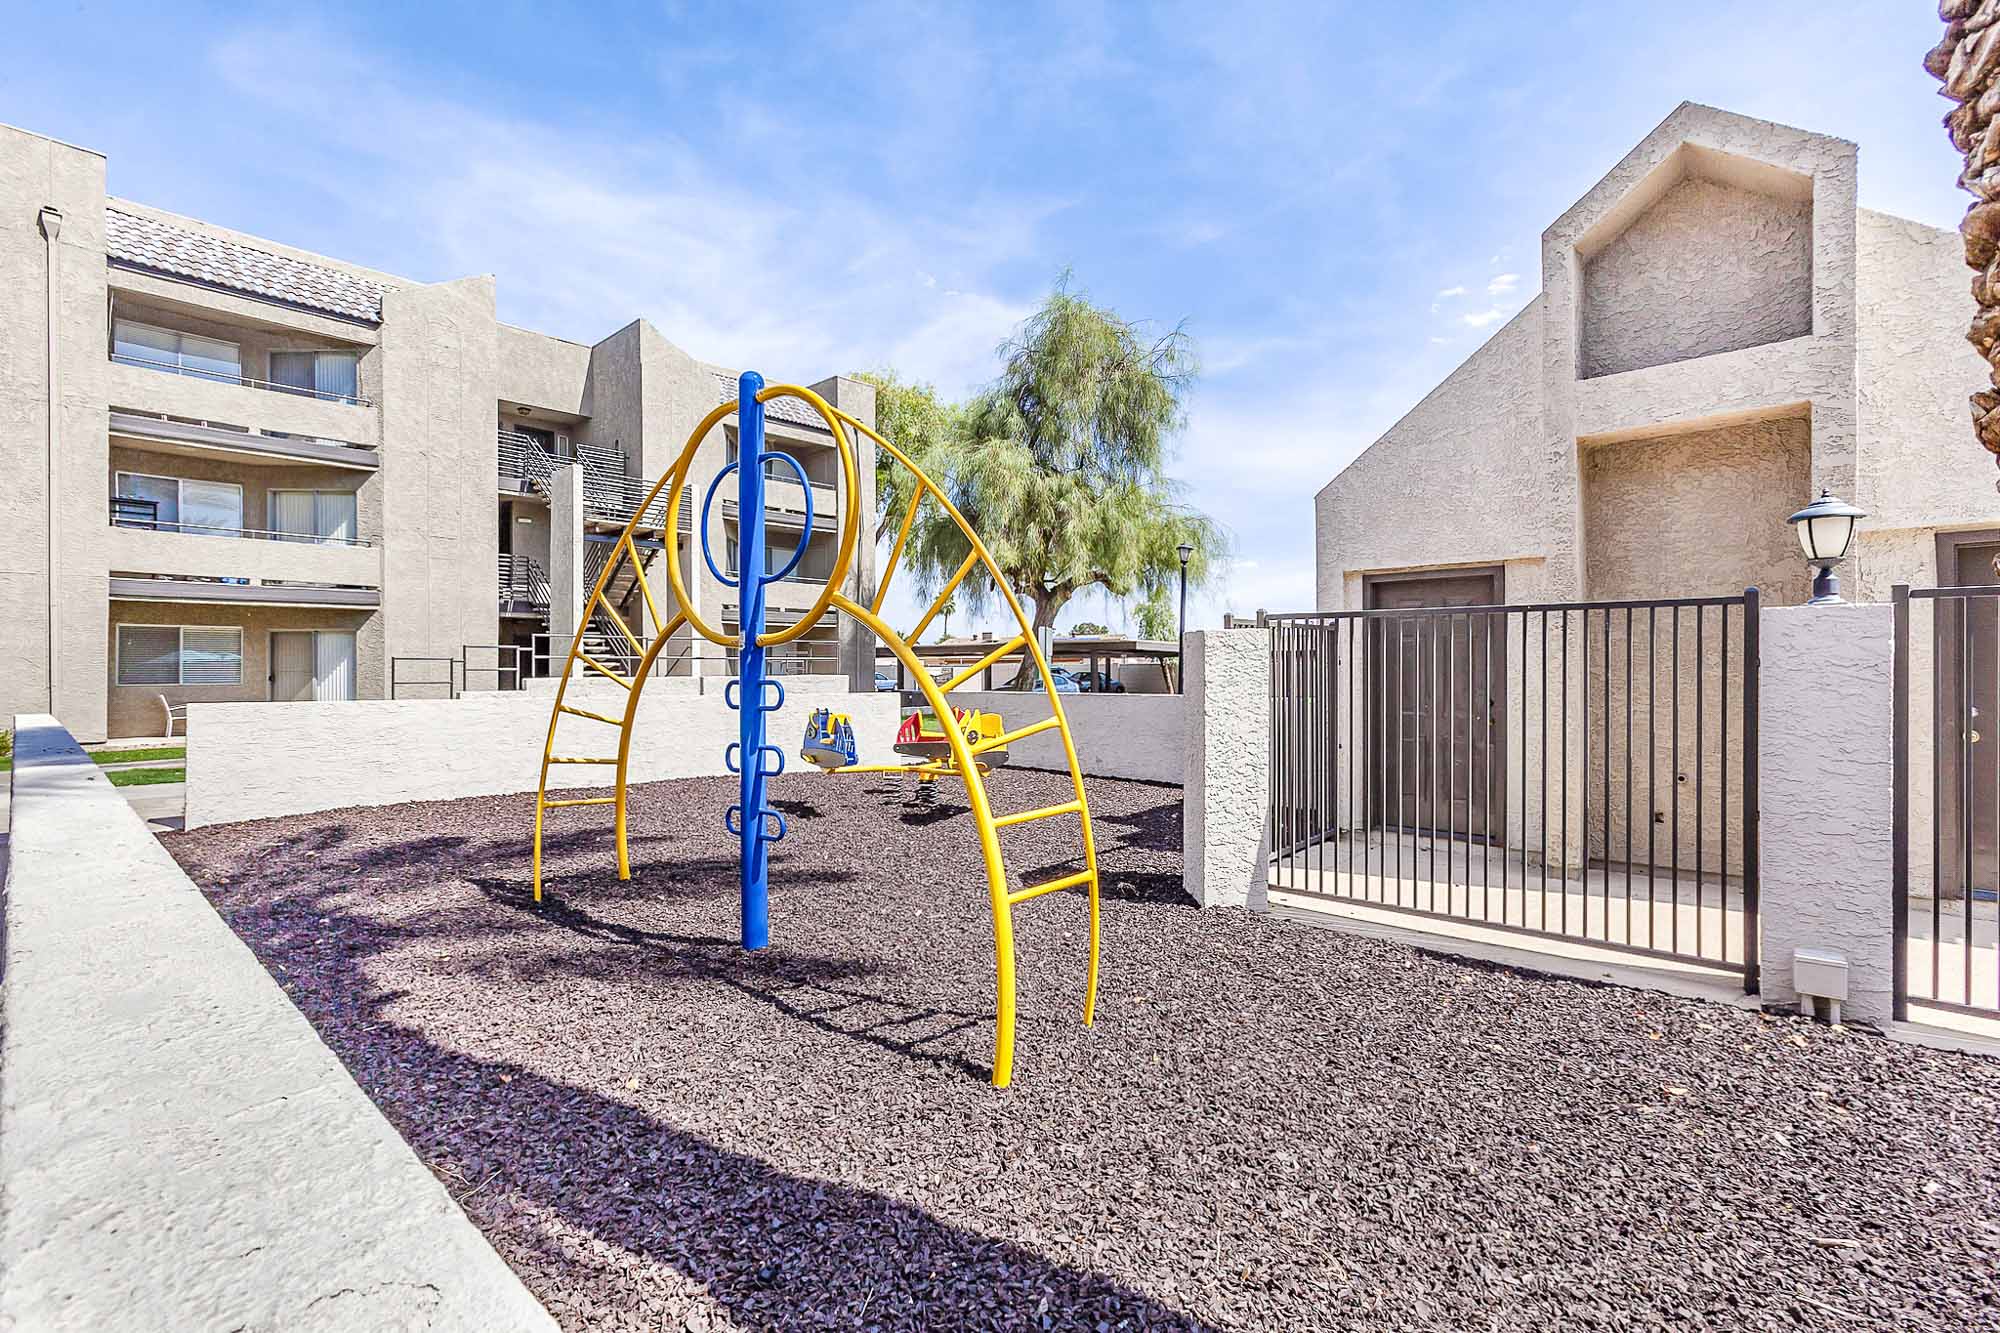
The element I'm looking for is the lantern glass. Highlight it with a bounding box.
[1796,512,1856,562]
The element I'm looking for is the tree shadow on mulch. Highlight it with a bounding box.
[201,872,1216,1332]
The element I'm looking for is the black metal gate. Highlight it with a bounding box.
[1892,584,2000,1020]
[1269,592,1759,989]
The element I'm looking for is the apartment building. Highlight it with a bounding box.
[1,122,876,743]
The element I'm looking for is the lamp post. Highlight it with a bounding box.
[1176,542,1194,695]
[1786,488,1867,605]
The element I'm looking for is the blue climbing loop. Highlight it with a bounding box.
[705,371,816,950]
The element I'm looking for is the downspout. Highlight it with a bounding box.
[38,206,63,717]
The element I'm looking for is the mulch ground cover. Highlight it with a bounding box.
[165,770,2000,1331]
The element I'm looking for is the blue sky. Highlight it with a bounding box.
[5,1,1970,633]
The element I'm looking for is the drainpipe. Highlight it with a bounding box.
[39,206,63,717]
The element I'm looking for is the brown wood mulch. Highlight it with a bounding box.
[164,770,2000,1331]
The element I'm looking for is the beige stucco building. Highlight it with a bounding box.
[2,121,875,742]
[1314,103,1998,901]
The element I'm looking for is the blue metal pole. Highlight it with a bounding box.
[737,371,771,950]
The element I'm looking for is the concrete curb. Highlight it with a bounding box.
[1,714,555,1331]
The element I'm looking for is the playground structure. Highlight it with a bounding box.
[798,703,1014,807]
[532,373,1101,1087]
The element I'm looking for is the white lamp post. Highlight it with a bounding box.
[1786,489,1866,605]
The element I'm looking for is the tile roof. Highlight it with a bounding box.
[712,372,834,431]
[106,207,389,324]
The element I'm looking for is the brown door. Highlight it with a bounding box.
[1940,541,2000,899]
[1367,571,1506,842]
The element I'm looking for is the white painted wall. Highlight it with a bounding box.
[1756,603,1895,1025]
[185,684,901,828]
[943,689,1183,783]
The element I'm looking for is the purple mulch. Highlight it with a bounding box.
[165,770,2000,1331]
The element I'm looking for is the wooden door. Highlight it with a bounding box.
[1368,571,1506,842]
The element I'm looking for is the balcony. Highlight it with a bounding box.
[109,496,380,587]
[583,472,692,533]
[499,553,550,614]
[498,429,560,495]
[108,574,381,609]
[113,410,378,471]
[109,352,373,407]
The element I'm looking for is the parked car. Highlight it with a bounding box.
[1029,667,1083,693]
[1070,669,1126,693]
[874,671,899,692]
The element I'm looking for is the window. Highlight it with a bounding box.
[269,490,358,544]
[270,350,361,402]
[116,625,244,687]
[112,319,241,383]
[113,472,244,536]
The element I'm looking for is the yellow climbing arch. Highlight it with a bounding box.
[532,382,1100,1088]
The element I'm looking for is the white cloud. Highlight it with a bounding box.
[1462,308,1504,328]
[1435,284,1467,299]
[206,26,1047,397]
[1487,272,1519,295]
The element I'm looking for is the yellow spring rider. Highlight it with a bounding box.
[531,376,1100,1088]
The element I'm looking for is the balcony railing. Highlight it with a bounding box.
[110,496,375,547]
[110,352,373,407]
[499,553,550,609]
[498,430,560,493]
[583,473,692,531]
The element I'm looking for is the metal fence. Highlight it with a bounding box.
[1892,584,2000,1020]
[390,645,531,699]
[1268,591,1759,988]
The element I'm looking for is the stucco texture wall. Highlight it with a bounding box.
[1183,629,1271,909]
[1580,176,1813,379]
[944,690,1183,784]
[107,602,379,737]
[1315,307,1549,610]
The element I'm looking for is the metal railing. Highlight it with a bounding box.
[1892,583,2000,1020]
[498,430,560,492]
[529,630,698,681]
[583,473,691,530]
[389,644,532,699]
[1267,592,1759,987]
[110,352,373,407]
[110,496,375,547]
[498,554,550,608]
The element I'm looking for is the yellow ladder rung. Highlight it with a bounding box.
[560,704,624,726]
[542,796,618,809]
[940,634,1027,694]
[993,799,1082,829]
[577,653,633,688]
[549,756,618,765]
[1006,869,1094,906]
[973,715,1060,755]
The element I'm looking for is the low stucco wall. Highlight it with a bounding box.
[185,685,903,828]
[0,714,554,1330]
[1183,630,1271,909]
[942,689,1183,784]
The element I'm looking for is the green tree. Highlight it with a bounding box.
[1134,588,1176,641]
[1069,621,1111,636]
[851,369,957,525]
[887,274,1227,684]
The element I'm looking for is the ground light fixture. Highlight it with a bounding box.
[1786,488,1866,605]
[1176,542,1194,694]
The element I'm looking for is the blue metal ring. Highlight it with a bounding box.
[756,744,784,777]
[700,462,740,588]
[756,450,814,583]
[761,678,786,713]
[759,809,788,843]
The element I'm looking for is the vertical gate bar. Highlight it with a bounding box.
[1582,608,1592,941]
[1350,616,1360,900]
[1392,616,1403,906]
[1603,607,1612,942]
[1308,622,1318,895]
[1742,588,1760,995]
[1414,616,1424,907]
[1484,611,1495,919]
[1696,605,1706,960]
[1934,598,1945,999]
[1964,597,1974,1006]
[1892,586,1910,1021]
[1647,604,1657,949]
[1429,614,1441,907]
[1465,611,1474,917]
[1722,602,1732,964]
[1671,605,1681,956]
[1521,610,1530,928]
[1323,621,1333,897]
[1561,607,1570,936]
[1273,621,1284,889]
[1625,605,1635,948]
[1540,609,1550,929]
[1446,613,1457,913]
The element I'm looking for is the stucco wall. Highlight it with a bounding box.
[184,684,900,828]
[1,715,555,1330]
[378,277,501,668]
[0,125,112,740]
[1580,175,1813,379]
[1183,629,1271,909]
[1756,604,1895,1023]
[1315,306,1549,609]
[943,690,1183,784]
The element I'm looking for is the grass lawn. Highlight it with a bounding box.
[106,766,187,788]
[92,746,187,766]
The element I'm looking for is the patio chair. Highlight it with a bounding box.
[158,695,187,738]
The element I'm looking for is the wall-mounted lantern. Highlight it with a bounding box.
[1786,488,1867,605]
